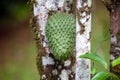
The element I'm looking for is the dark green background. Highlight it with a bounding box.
[0,0,39,80]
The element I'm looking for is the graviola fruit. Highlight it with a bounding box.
[45,12,76,60]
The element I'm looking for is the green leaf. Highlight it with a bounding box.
[112,57,120,67]
[92,71,120,80]
[79,53,108,69]
[91,68,97,75]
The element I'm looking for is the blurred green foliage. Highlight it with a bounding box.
[91,0,110,72]
[0,0,39,80]
[10,4,30,21]
[0,43,39,80]
[0,0,30,26]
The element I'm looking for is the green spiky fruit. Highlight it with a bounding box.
[45,12,76,60]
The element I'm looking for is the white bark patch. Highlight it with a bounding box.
[111,34,117,44]
[52,69,58,75]
[34,2,48,36]
[64,60,71,67]
[59,69,69,80]
[42,56,55,67]
[45,0,58,11]
[42,74,46,79]
[58,65,62,70]
[58,0,65,7]
[115,47,120,51]
[110,55,115,61]
[76,0,91,80]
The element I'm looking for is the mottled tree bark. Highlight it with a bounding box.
[109,1,120,77]
[76,0,91,80]
[30,0,92,80]
[103,0,120,77]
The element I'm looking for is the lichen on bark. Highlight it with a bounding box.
[76,0,91,80]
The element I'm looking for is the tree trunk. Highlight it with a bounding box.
[76,0,91,80]
[103,0,120,77]
[30,0,92,80]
